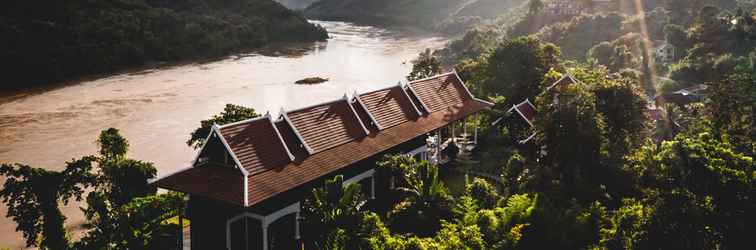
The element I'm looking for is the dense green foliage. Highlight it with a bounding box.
[305,0,463,29]
[407,49,442,81]
[1,0,327,90]
[275,0,319,10]
[301,175,365,249]
[187,104,260,149]
[305,0,526,34]
[0,159,96,249]
[0,128,185,249]
[455,36,560,106]
[369,4,753,243]
[2,1,754,249]
[390,160,453,236]
[537,13,626,60]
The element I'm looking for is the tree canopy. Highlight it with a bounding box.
[0,158,96,249]
[481,36,561,103]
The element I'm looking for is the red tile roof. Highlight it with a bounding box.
[284,99,368,153]
[274,119,309,160]
[357,86,421,129]
[408,72,471,113]
[154,72,492,207]
[153,164,245,206]
[245,99,490,206]
[511,99,536,126]
[351,100,380,133]
[218,116,293,176]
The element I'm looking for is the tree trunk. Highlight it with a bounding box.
[40,196,68,250]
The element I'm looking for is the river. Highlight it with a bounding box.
[0,21,446,249]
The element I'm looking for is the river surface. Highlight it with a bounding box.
[0,21,446,249]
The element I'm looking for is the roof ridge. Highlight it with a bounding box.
[279,107,315,155]
[452,69,495,106]
[398,81,423,117]
[358,84,401,96]
[211,124,249,176]
[406,71,456,84]
[217,113,270,129]
[283,97,346,114]
[352,91,383,130]
[344,94,371,136]
[405,81,431,114]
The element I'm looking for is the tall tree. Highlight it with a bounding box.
[187,104,259,149]
[534,78,608,201]
[79,128,160,249]
[582,69,649,160]
[484,36,560,103]
[0,158,96,249]
[407,48,442,81]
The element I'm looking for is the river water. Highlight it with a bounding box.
[0,21,446,248]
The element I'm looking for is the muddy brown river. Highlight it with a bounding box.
[0,21,446,249]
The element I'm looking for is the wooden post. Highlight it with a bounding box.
[463,117,467,136]
[451,123,455,141]
[178,211,183,249]
[474,113,478,144]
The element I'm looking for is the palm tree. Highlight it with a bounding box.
[302,175,364,249]
[391,160,453,236]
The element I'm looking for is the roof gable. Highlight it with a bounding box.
[408,72,472,113]
[284,99,369,153]
[274,119,310,160]
[545,74,579,93]
[350,98,381,133]
[357,85,421,129]
[508,99,537,126]
[218,115,293,176]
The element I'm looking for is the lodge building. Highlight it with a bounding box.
[153,72,493,250]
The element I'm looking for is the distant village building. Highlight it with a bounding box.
[503,74,580,144]
[654,41,676,63]
[153,72,492,250]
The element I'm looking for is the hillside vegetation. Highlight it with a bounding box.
[1,0,328,90]
[304,0,527,34]
[275,0,320,10]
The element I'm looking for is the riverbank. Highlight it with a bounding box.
[1,0,328,91]
[0,39,329,106]
[0,21,446,249]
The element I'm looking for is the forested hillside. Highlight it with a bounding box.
[437,0,755,94]
[0,0,328,90]
[304,0,527,34]
[289,1,754,249]
[275,0,319,10]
